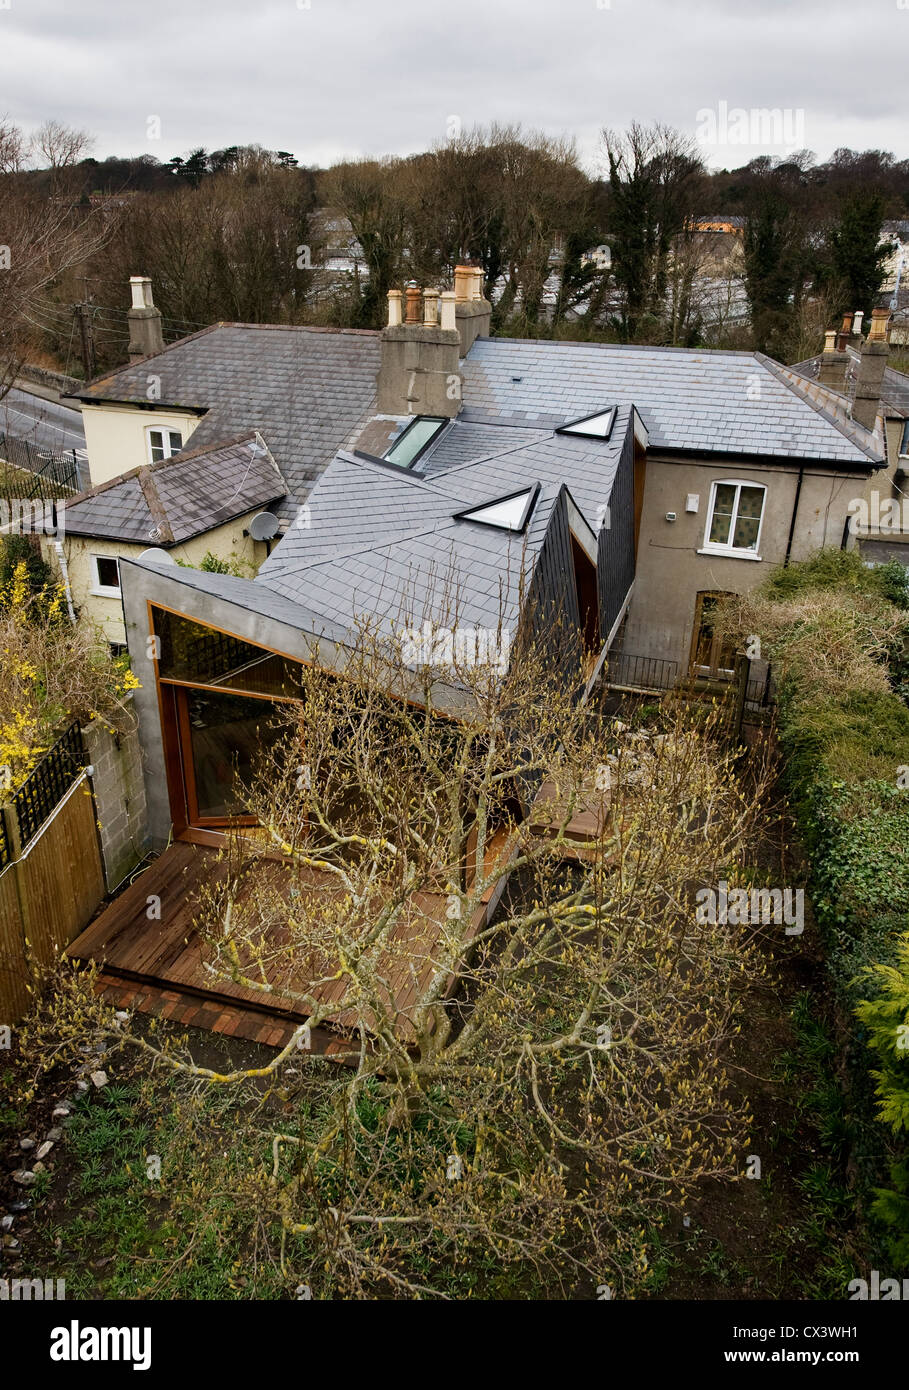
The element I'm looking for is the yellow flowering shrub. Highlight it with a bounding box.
[0,560,139,795]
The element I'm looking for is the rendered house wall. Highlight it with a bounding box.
[80,401,203,486]
[621,453,875,670]
[42,515,270,646]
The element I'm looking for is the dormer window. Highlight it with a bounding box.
[557,407,617,441]
[148,427,183,464]
[383,416,447,469]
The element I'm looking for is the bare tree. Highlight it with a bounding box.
[0,170,110,397]
[32,118,93,173]
[46,601,775,1298]
[0,117,26,175]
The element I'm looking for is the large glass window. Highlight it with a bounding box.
[152,607,302,696]
[704,481,765,554]
[183,689,283,820]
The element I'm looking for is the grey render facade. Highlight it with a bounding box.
[103,295,886,848]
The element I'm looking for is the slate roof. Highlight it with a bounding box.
[68,323,381,510]
[257,410,629,637]
[61,433,286,545]
[461,338,882,466]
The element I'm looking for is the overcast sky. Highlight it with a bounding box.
[2,0,907,172]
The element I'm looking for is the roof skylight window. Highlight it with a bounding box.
[454,484,539,533]
[383,416,447,469]
[557,406,617,440]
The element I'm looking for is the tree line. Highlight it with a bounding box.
[2,117,907,385]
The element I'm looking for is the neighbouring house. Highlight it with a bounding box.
[46,433,288,647]
[43,275,384,643]
[98,269,888,854]
[791,306,909,572]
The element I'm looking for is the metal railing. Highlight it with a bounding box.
[604,650,775,710]
[12,722,86,847]
[604,651,680,692]
[0,431,84,499]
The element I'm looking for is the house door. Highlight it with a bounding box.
[689,591,737,679]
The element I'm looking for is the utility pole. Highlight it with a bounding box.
[74,300,95,381]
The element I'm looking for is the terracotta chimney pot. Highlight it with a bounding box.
[869,307,891,343]
[453,265,473,303]
[404,283,422,324]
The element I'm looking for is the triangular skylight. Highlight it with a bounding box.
[454,484,539,533]
[557,406,617,440]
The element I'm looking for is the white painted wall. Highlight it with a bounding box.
[81,402,203,485]
[42,518,268,646]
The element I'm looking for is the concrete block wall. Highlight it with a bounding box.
[82,716,149,890]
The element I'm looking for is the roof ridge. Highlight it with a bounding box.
[756,353,883,462]
[135,469,175,544]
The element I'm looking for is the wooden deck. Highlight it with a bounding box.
[67,840,494,1047]
[67,791,604,1049]
[530,775,613,859]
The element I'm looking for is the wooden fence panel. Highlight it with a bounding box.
[0,777,104,1025]
[0,866,30,1025]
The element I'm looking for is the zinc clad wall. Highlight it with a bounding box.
[597,422,636,642]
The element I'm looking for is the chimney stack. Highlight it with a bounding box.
[453,262,492,355]
[852,307,890,432]
[377,284,462,418]
[127,276,164,362]
[818,323,849,392]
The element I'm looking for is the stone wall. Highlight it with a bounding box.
[81,716,148,890]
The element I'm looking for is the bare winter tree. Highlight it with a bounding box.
[32,119,93,176]
[0,143,110,396]
[33,595,775,1299]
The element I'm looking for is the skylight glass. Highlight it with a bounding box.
[557,406,617,440]
[384,416,447,468]
[455,486,538,532]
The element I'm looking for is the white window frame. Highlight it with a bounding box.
[699,478,766,560]
[146,426,183,465]
[90,553,122,597]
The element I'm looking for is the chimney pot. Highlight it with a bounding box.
[869,307,891,343]
[841,312,854,334]
[422,287,440,328]
[404,283,421,325]
[470,267,484,302]
[852,309,864,337]
[823,329,837,354]
[440,291,457,332]
[454,265,474,303]
[129,274,154,311]
[387,289,403,328]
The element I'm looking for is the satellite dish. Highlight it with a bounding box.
[138,547,176,565]
[248,512,280,542]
